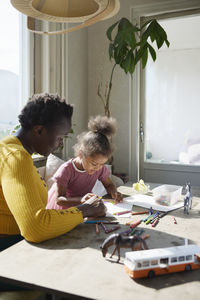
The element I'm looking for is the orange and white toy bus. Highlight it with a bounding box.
[124,244,200,279]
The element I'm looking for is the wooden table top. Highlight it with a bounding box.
[0,197,200,300]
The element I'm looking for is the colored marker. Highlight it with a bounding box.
[145,212,159,225]
[173,217,177,224]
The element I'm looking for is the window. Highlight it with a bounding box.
[151,260,158,266]
[178,256,185,262]
[142,261,150,267]
[0,2,29,139]
[186,255,192,261]
[144,15,200,165]
[160,258,168,264]
[171,257,178,263]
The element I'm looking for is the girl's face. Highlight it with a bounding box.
[81,154,108,175]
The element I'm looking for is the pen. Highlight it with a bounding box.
[84,220,119,224]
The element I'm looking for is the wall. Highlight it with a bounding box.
[33,0,200,181]
[88,0,200,180]
[67,27,88,158]
[34,22,88,159]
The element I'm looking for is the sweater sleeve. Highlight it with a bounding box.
[1,150,83,243]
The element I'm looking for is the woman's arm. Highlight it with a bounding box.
[101,177,123,202]
[1,150,106,243]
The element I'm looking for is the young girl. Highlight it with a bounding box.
[46,115,123,210]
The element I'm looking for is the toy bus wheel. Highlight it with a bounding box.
[185,264,191,271]
[148,270,155,278]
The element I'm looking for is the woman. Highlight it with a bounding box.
[0,93,106,251]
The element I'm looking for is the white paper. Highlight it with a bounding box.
[123,194,183,212]
[104,201,133,217]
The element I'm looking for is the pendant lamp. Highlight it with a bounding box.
[10,0,120,35]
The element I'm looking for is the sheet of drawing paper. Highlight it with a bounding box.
[123,194,183,212]
[104,201,133,217]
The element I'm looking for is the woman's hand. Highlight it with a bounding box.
[80,193,98,204]
[77,194,107,218]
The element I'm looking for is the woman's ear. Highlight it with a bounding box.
[32,125,45,137]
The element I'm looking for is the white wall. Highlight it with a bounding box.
[34,23,88,159]
[88,0,200,179]
[67,27,88,158]
[34,0,200,180]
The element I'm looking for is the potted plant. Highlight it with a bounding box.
[97,17,170,117]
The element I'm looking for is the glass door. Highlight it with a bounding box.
[140,14,200,185]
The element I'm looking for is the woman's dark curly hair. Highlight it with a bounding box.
[18,93,73,130]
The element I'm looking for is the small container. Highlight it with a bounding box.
[152,185,182,206]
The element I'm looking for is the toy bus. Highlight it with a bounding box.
[124,244,200,279]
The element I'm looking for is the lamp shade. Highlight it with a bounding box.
[10,0,120,35]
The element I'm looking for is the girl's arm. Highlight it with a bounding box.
[101,177,123,202]
[56,183,82,208]
[55,184,97,208]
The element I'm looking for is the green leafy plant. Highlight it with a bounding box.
[97,17,170,117]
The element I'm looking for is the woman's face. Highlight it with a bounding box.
[34,118,71,156]
[81,154,108,175]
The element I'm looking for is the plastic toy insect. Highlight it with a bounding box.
[184,182,192,214]
[100,233,149,263]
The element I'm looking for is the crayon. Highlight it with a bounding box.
[131,211,149,215]
[100,223,120,234]
[152,217,159,227]
[84,220,119,224]
[173,217,177,224]
[119,228,132,236]
[113,210,132,216]
[129,219,142,229]
[105,225,121,234]
[95,224,100,234]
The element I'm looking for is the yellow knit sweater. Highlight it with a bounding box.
[0,136,83,242]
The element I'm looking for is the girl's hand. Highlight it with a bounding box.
[110,191,123,203]
[57,196,71,208]
[106,184,123,203]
